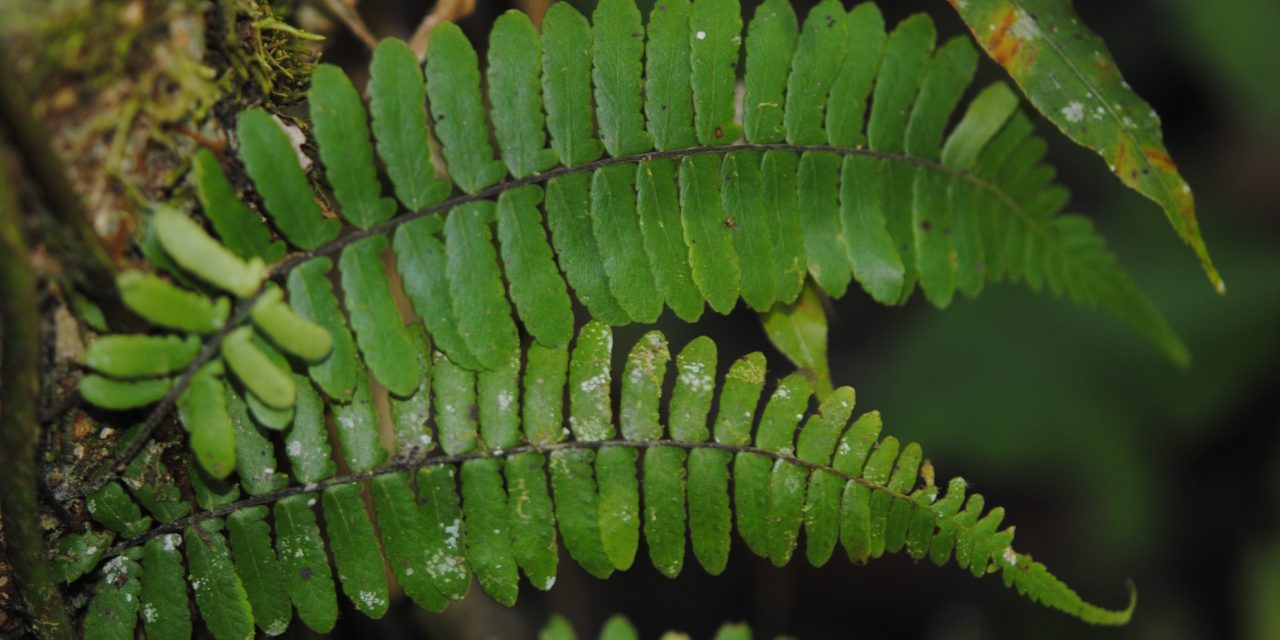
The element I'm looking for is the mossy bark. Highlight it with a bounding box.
[0,148,74,639]
[0,1,322,635]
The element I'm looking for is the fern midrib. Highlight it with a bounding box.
[268,143,1023,276]
[60,141,1046,502]
[98,437,1027,578]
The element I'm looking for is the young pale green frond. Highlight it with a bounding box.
[68,326,1133,638]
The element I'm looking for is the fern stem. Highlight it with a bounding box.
[0,155,75,640]
[101,438,1008,579]
[268,142,1023,279]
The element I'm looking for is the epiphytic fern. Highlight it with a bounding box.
[73,0,1184,491]
[60,0,1166,634]
[61,325,1133,640]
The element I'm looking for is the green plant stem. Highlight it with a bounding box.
[97,438,937,554]
[0,51,134,330]
[91,435,1135,625]
[0,154,74,639]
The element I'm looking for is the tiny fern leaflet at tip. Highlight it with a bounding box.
[69,326,1134,640]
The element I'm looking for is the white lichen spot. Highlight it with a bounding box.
[1011,8,1042,40]
[541,576,556,590]
[696,30,706,40]
[287,440,303,457]
[444,519,463,546]
[358,591,384,609]
[405,568,414,576]
[142,604,158,623]
[102,556,129,583]
[497,391,514,412]
[426,550,458,580]
[678,361,712,393]
[1002,546,1018,566]
[307,497,316,507]
[579,372,609,393]
[1061,101,1084,123]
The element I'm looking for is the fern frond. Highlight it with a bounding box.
[61,0,1165,633]
[65,326,1133,639]
[77,0,1182,488]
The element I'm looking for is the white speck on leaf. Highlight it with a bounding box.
[1011,9,1041,40]
[1061,101,1084,123]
